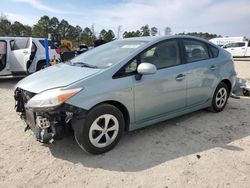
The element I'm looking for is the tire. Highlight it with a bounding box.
[243,88,250,96]
[209,82,229,112]
[36,61,47,71]
[74,104,125,154]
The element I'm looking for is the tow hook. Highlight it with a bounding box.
[39,128,54,144]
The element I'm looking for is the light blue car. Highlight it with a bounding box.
[14,36,236,154]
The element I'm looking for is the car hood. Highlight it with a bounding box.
[15,63,102,93]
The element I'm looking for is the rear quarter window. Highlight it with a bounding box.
[183,39,210,63]
[39,40,57,49]
[209,45,219,58]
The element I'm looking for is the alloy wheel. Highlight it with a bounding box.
[89,114,119,148]
[215,88,227,108]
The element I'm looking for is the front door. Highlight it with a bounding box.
[9,38,32,72]
[134,39,187,123]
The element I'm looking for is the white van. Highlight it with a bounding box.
[223,41,250,57]
[0,37,61,77]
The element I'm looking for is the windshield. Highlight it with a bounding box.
[70,40,147,68]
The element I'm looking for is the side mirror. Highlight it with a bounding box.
[137,63,157,75]
[135,63,157,80]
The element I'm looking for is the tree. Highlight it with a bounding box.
[177,32,221,40]
[99,29,115,42]
[140,25,150,36]
[164,27,172,35]
[32,15,51,37]
[150,27,158,36]
[49,17,60,33]
[74,25,83,44]
[81,27,96,46]
[123,30,141,38]
[10,21,25,36]
[0,15,11,36]
[58,19,70,39]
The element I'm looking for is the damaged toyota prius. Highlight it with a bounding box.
[14,36,236,154]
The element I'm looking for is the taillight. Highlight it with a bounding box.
[55,48,61,54]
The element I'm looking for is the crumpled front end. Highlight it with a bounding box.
[14,87,86,143]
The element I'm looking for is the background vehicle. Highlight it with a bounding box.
[0,37,61,77]
[223,41,250,57]
[14,36,236,154]
[209,36,247,47]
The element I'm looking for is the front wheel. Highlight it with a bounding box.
[209,82,229,112]
[74,104,125,154]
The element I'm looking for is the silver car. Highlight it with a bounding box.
[14,36,236,154]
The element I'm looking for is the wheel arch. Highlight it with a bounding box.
[221,79,232,93]
[36,59,46,71]
[92,100,130,132]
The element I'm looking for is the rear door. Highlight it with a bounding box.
[224,42,246,57]
[182,39,219,107]
[9,38,32,72]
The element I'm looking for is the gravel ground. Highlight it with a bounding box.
[0,60,249,188]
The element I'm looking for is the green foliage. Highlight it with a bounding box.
[0,15,11,36]
[140,24,150,36]
[177,32,221,40]
[0,14,222,47]
[99,29,115,42]
[123,30,141,38]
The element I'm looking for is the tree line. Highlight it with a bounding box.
[0,14,221,46]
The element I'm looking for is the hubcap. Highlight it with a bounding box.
[89,114,119,148]
[215,88,227,108]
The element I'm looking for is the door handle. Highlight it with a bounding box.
[176,74,185,81]
[23,50,29,54]
[242,48,246,50]
[210,65,216,71]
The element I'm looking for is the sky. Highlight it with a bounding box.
[1,0,250,37]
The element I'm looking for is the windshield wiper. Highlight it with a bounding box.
[71,62,99,68]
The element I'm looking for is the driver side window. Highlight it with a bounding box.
[140,40,181,69]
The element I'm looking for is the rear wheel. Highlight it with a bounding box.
[209,82,229,112]
[74,104,125,154]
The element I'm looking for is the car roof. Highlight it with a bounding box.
[120,35,211,44]
[0,36,50,40]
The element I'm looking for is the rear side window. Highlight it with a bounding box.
[10,38,29,51]
[209,45,219,58]
[237,42,245,47]
[183,39,209,63]
[39,40,57,49]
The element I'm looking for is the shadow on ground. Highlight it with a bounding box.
[0,78,22,90]
[48,98,250,172]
